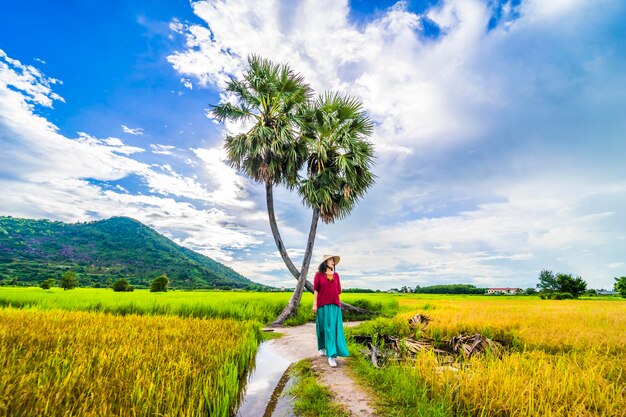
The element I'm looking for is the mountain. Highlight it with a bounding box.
[0,216,263,289]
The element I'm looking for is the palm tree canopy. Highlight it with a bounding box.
[299,92,376,223]
[212,55,313,186]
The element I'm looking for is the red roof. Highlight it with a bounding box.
[488,287,519,290]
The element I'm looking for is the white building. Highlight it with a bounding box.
[486,287,522,295]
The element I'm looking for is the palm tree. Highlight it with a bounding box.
[269,92,375,325]
[213,56,376,325]
[212,55,312,280]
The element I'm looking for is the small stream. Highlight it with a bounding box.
[235,341,295,417]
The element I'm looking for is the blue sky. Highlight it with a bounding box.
[1,0,625,290]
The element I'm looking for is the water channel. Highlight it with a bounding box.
[235,341,295,417]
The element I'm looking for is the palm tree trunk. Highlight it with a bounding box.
[266,182,300,278]
[269,209,319,326]
[265,182,376,322]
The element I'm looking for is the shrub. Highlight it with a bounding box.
[150,275,169,292]
[112,278,134,292]
[39,278,55,290]
[551,292,574,300]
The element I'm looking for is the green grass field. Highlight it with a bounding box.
[0,287,400,324]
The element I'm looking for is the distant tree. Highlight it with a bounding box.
[150,275,169,292]
[537,269,557,293]
[584,289,597,297]
[555,273,586,298]
[60,271,79,290]
[537,271,587,299]
[342,288,376,293]
[112,278,134,292]
[525,288,538,295]
[40,278,55,289]
[414,284,486,295]
[615,276,626,298]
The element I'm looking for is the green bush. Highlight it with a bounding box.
[551,292,574,300]
[150,275,169,292]
[112,278,134,292]
[39,278,55,290]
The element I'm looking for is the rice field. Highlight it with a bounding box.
[0,307,260,417]
[0,287,398,324]
[349,295,626,417]
[0,287,396,416]
[1,288,624,416]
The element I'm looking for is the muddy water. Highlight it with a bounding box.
[235,341,294,417]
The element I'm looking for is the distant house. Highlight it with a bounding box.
[486,287,522,295]
[597,290,617,296]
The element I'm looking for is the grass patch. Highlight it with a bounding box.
[260,329,285,341]
[347,344,452,417]
[289,359,350,417]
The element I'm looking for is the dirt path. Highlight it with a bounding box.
[267,322,377,417]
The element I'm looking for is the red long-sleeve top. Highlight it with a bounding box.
[314,271,342,308]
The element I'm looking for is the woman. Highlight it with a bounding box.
[312,254,350,367]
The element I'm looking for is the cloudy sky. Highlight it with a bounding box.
[1,0,625,290]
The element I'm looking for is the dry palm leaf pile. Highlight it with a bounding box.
[353,313,505,369]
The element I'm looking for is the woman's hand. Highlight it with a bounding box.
[312,304,317,314]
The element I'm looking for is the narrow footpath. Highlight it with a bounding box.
[268,322,377,417]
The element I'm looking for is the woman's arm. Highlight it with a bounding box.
[313,272,319,313]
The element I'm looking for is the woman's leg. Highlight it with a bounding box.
[323,305,350,358]
[316,306,326,351]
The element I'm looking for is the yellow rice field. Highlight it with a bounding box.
[368,296,626,416]
[0,308,260,417]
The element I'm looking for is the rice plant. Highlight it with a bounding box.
[349,295,626,417]
[0,308,261,417]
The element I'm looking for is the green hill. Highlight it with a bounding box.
[0,216,263,289]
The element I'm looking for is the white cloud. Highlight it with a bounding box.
[0,49,265,266]
[150,144,176,155]
[166,0,626,289]
[77,132,145,155]
[3,1,626,290]
[192,147,253,208]
[180,78,193,89]
[121,124,144,135]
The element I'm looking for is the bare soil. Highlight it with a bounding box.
[266,322,377,417]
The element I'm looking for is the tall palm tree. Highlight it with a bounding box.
[212,55,312,279]
[213,56,376,325]
[270,92,375,325]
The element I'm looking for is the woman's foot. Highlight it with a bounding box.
[328,357,337,367]
[318,349,326,356]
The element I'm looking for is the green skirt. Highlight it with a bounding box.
[316,304,350,358]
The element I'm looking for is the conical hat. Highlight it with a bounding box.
[320,254,340,266]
